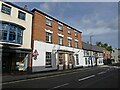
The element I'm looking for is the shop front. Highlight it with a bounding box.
[57,50,74,70]
[1,46,31,74]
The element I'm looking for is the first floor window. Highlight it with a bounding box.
[46,32,52,43]
[76,54,79,65]
[0,22,24,44]
[58,36,63,45]
[75,41,78,48]
[46,52,52,66]
[68,39,72,47]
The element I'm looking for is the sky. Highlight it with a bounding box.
[11,0,118,48]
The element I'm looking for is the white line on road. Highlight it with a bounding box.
[2,68,92,85]
[78,75,95,82]
[97,71,106,75]
[51,83,69,89]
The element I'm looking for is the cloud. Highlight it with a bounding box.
[39,3,52,13]
[79,13,118,36]
[8,0,120,2]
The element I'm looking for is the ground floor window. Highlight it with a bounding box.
[58,53,64,65]
[69,54,73,64]
[85,58,87,65]
[76,54,79,65]
[46,52,52,66]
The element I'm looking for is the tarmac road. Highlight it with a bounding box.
[2,65,120,89]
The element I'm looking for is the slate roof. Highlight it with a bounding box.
[82,41,103,52]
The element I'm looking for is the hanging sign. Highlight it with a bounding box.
[32,49,39,60]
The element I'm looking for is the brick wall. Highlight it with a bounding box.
[32,10,82,49]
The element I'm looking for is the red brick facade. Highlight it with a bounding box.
[32,9,82,49]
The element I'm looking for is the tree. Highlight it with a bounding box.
[96,42,102,47]
[106,45,112,51]
[96,42,112,51]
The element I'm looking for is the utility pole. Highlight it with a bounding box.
[90,34,93,67]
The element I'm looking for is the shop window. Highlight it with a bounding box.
[46,52,52,66]
[1,4,11,15]
[58,53,64,65]
[85,58,87,65]
[69,54,73,64]
[18,11,26,20]
[76,54,79,65]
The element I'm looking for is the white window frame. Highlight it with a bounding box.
[68,39,72,47]
[58,36,63,45]
[58,22,63,31]
[46,32,52,43]
[46,52,52,67]
[67,27,71,34]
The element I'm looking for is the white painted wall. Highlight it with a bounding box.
[32,40,84,72]
[0,1,32,49]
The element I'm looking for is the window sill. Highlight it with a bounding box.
[58,29,63,31]
[46,24,52,27]
[18,18,26,21]
[46,42,52,44]
[45,65,52,68]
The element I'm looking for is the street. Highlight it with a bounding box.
[2,65,120,89]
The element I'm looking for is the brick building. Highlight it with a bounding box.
[31,8,83,72]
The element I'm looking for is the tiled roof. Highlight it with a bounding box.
[82,41,103,52]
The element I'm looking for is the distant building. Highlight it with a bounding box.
[82,42,104,67]
[0,1,33,74]
[31,8,83,72]
[111,48,120,63]
[103,49,112,65]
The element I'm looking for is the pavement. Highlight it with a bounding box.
[1,67,92,83]
[1,63,119,83]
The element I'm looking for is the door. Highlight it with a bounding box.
[58,53,65,70]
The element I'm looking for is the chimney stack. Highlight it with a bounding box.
[24,5,28,10]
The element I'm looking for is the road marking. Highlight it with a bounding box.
[2,68,92,85]
[113,66,120,69]
[51,83,69,89]
[78,75,95,82]
[97,71,106,75]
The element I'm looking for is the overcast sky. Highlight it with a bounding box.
[13,1,118,48]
